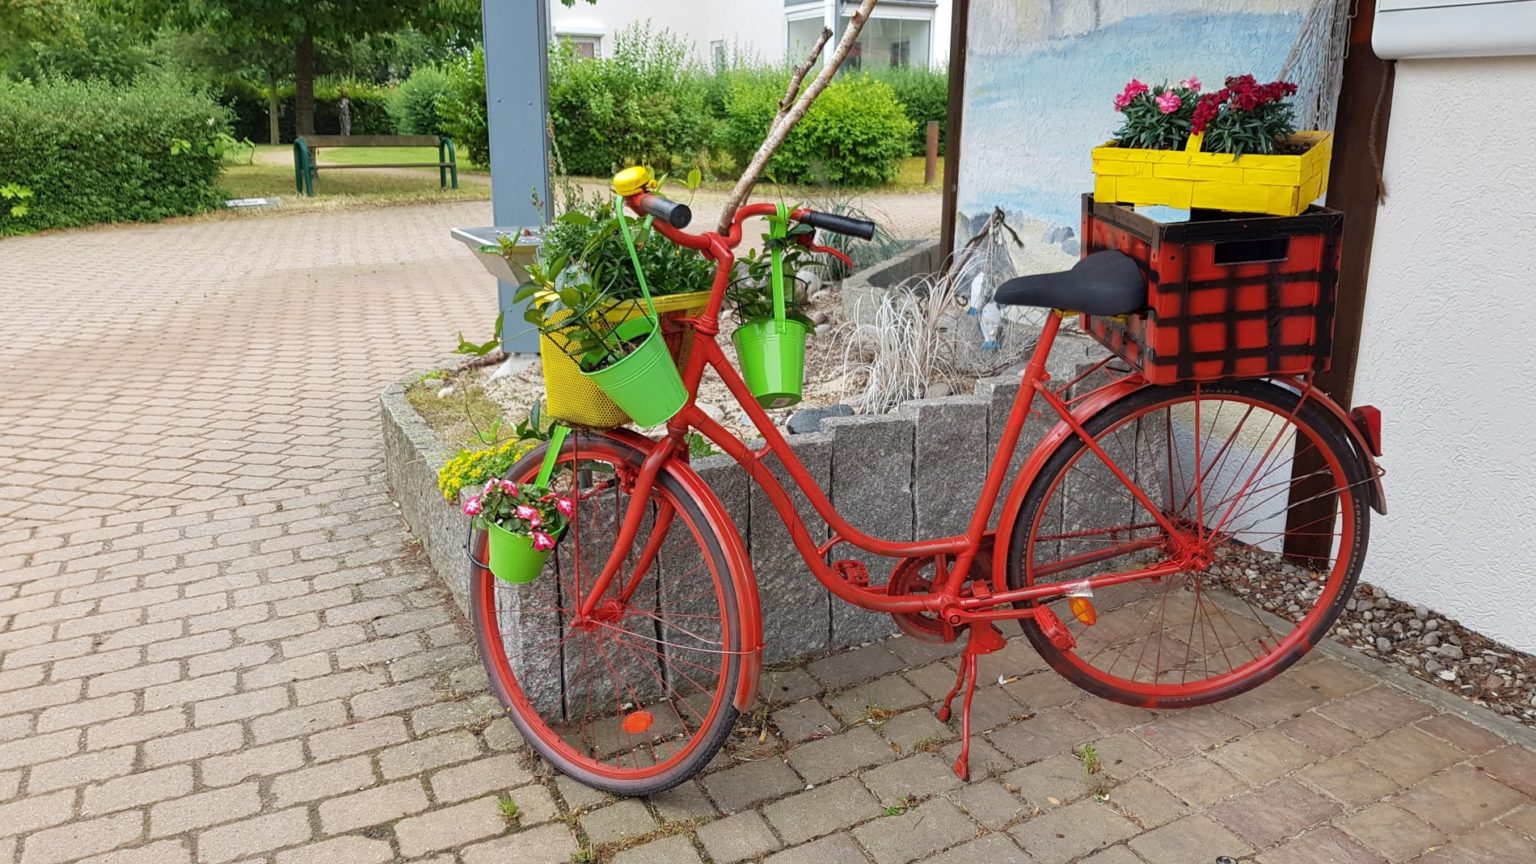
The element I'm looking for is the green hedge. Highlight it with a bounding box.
[717,73,914,187]
[873,66,947,156]
[219,79,394,144]
[390,66,453,135]
[547,24,713,176]
[0,76,231,235]
[441,47,488,166]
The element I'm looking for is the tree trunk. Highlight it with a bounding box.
[295,32,316,138]
[265,68,281,146]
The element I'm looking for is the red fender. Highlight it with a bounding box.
[601,428,764,710]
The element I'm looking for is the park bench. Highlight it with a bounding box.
[292,134,458,197]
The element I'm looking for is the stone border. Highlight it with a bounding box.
[381,330,1109,661]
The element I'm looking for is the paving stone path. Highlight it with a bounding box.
[2,200,1535,864]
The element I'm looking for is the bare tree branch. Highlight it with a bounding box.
[717,0,880,233]
[779,27,832,113]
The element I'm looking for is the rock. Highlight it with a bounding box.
[786,404,853,435]
[1061,238,1081,256]
[797,267,822,296]
[1375,598,1394,610]
[1375,636,1392,653]
[1529,691,1536,708]
[810,310,830,326]
[1438,645,1465,661]
[1426,619,1440,631]
[1346,599,1358,612]
[1425,659,1443,674]
[435,385,455,399]
[1437,669,1458,682]
[1484,674,1506,691]
[1414,605,1429,620]
[697,401,725,422]
[810,290,833,306]
[1420,632,1441,648]
[925,382,952,398]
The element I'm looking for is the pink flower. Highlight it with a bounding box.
[532,531,556,552]
[1155,91,1182,114]
[1180,76,1201,92]
[462,497,482,516]
[555,496,575,517]
[515,504,538,522]
[1113,91,1133,111]
[482,478,497,496]
[1124,79,1148,98]
[499,479,518,495]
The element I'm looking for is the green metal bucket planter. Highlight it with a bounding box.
[733,317,809,409]
[581,317,688,427]
[485,521,555,584]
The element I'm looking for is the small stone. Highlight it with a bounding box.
[697,402,724,421]
[925,382,951,398]
[1438,645,1464,661]
[810,310,830,326]
[810,290,832,305]
[1375,637,1391,653]
[1363,611,1373,622]
[1414,605,1429,620]
[1346,599,1358,612]
[436,385,455,399]
[1528,692,1536,708]
[1483,674,1505,690]
[1426,619,1440,631]
[1425,660,1443,673]
[1437,670,1457,682]
[786,404,852,434]
[1375,598,1394,610]
[1420,633,1441,648]
[1061,238,1080,256]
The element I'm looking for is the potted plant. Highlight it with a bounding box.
[516,222,691,427]
[1091,74,1332,216]
[516,188,713,428]
[464,476,572,584]
[727,211,823,409]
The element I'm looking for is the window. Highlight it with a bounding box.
[889,40,910,67]
[711,40,726,72]
[561,36,599,58]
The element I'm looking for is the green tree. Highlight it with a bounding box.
[142,0,478,137]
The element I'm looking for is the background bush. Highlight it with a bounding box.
[440,46,489,166]
[0,76,231,234]
[547,23,712,176]
[219,79,393,143]
[873,66,947,156]
[390,65,452,135]
[718,72,913,187]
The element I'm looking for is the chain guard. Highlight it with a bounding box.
[886,546,994,643]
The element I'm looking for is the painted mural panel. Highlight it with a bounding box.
[954,0,1344,268]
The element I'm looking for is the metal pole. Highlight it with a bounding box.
[482,0,550,354]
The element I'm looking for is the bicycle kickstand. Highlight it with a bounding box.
[935,622,1007,780]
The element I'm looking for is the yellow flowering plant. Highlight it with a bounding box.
[437,437,539,502]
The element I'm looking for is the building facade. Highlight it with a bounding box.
[548,0,951,69]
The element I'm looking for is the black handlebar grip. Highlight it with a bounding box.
[638,194,692,229]
[800,210,877,241]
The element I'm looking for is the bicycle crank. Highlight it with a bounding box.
[887,547,994,643]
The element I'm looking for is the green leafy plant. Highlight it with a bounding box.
[872,65,949,156]
[440,46,489,165]
[391,64,452,135]
[540,192,713,302]
[725,220,822,327]
[497,793,521,826]
[1,184,34,222]
[515,253,651,371]
[1073,743,1102,775]
[437,436,540,501]
[685,430,717,459]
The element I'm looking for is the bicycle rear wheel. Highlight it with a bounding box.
[469,431,746,796]
[1009,380,1370,708]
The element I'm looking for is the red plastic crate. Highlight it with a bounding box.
[1080,195,1343,385]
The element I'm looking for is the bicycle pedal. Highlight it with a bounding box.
[832,559,870,588]
[1034,606,1077,651]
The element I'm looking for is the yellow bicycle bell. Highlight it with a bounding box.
[612,166,657,197]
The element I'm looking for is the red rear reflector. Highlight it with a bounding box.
[1351,406,1382,456]
[622,711,654,735]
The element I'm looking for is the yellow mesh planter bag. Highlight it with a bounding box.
[540,291,710,428]
[1091,130,1332,217]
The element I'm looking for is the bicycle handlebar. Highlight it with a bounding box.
[635,193,692,229]
[799,210,877,240]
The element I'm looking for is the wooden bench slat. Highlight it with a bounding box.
[299,135,442,148]
[313,162,454,170]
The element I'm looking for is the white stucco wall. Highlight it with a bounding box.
[1353,55,1536,652]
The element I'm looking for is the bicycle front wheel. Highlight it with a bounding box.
[1010,380,1370,708]
[469,431,746,796]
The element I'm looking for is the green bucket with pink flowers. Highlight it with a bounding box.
[464,428,573,584]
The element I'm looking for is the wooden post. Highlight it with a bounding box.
[939,0,970,261]
[924,120,939,186]
[1283,3,1394,563]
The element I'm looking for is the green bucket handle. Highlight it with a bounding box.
[615,195,660,324]
[769,202,790,336]
[534,425,568,489]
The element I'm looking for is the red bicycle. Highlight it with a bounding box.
[468,176,1386,796]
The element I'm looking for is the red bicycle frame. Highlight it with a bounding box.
[571,193,1376,633]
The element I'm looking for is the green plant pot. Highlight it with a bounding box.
[485,521,553,584]
[582,317,688,427]
[732,317,810,409]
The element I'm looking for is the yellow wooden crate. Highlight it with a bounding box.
[1091,131,1332,217]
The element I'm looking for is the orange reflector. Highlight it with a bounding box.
[1069,597,1097,626]
[621,710,654,735]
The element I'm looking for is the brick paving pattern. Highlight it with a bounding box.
[3,199,1535,863]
